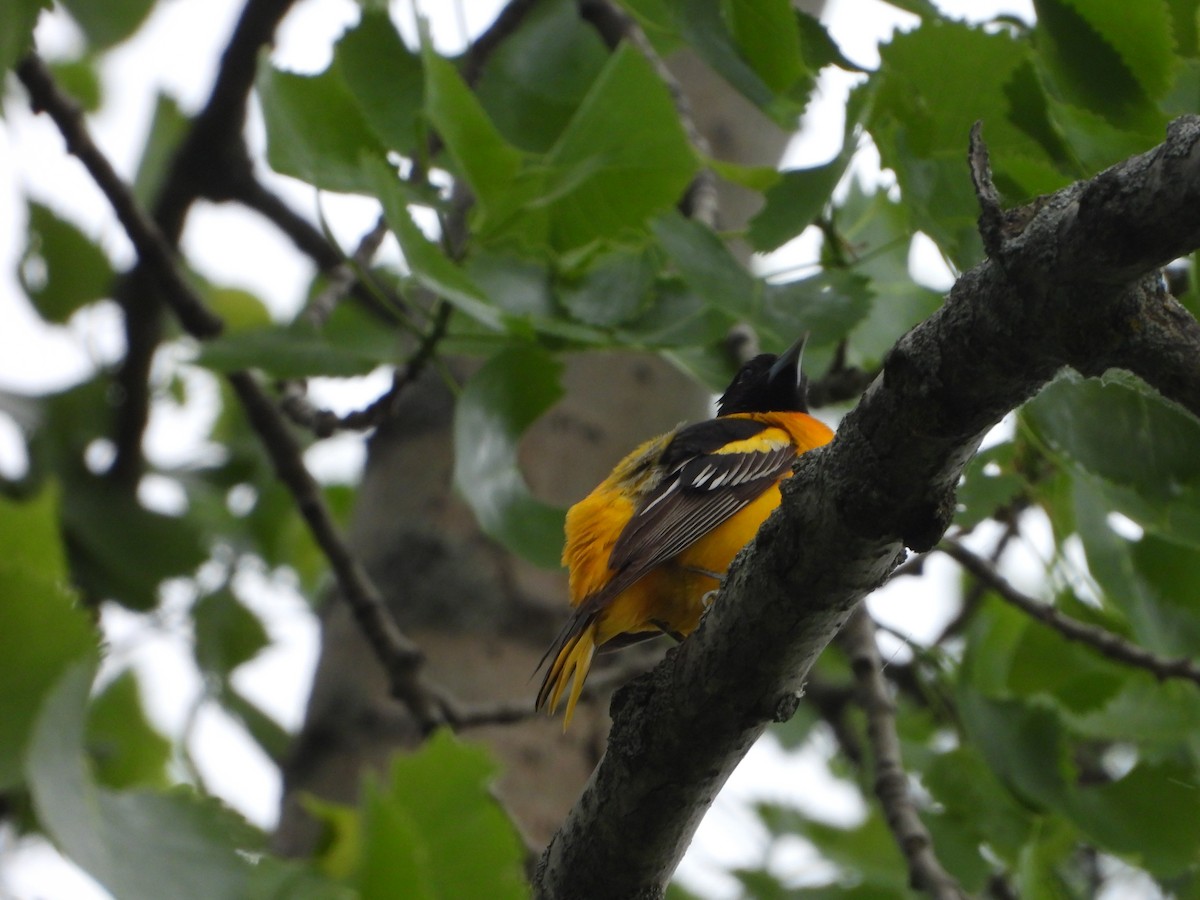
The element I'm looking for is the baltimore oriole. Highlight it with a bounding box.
[535,335,835,727]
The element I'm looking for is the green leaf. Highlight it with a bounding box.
[60,0,155,50]
[835,181,944,366]
[869,20,1058,266]
[63,473,208,610]
[1014,817,1078,900]
[956,442,1025,528]
[652,211,758,318]
[760,270,873,353]
[256,59,387,192]
[1024,370,1200,547]
[20,201,116,323]
[957,687,1075,809]
[366,158,504,330]
[1167,0,1200,57]
[193,590,269,679]
[0,0,48,75]
[420,37,526,213]
[194,324,388,378]
[28,659,262,900]
[0,491,95,789]
[557,244,658,327]
[537,43,698,250]
[453,347,566,569]
[747,156,852,252]
[49,57,102,111]
[1034,0,1174,111]
[1070,478,1200,659]
[203,286,273,333]
[86,670,171,790]
[333,12,424,154]
[0,477,68,575]
[925,746,1034,864]
[220,687,292,765]
[358,731,528,899]
[725,0,807,94]
[1005,613,1128,714]
[474,0,609,153]
[795,10,868,73]
[675,0,805,123]
[1067,760,1200,877]
[618,279,732,350]
[132,93,190,208]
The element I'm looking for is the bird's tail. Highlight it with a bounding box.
[535,613,598,731]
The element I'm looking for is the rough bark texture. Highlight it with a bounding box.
[533,116,1200,898]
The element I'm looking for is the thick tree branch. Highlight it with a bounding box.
[841,608,966,900]
[941,539,1200,687]
[535,117,1200,899]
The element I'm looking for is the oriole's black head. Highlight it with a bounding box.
[717,333,810,416]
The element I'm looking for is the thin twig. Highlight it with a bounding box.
[841,607,968,900]
[941,538,1200,687]
[19,51,450,732]
[933,517,1021,645]
[279,302,453,436]
[305,215,391,326]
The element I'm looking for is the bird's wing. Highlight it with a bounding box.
[587,416,797,609]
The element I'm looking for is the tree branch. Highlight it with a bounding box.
[16,55,224,339]
[108,0,301,485]
[18,51,451,733]
[279,302,453,437]
[535,117,1200,899]
[940,538,1200,687]
[841,608,966,900]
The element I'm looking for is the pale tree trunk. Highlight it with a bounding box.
[274,2,824,854]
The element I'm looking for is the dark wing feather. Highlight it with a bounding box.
[600,417,797,596]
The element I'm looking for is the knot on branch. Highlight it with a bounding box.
[968,122,1047,265]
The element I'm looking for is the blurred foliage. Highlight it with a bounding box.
[3,0,1200,897]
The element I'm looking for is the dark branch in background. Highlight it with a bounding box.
[16,56,223,339]
[17,50,455,733]
[227,372,446,731]
[536,119,1200,899]
[108,0,301,485]
[808,340,877,408]
[840,608,966,900]
[941,538,1200,687]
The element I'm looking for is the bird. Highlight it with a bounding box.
[535,334,835,728]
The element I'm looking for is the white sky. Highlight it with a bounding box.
[1,1,1102,899]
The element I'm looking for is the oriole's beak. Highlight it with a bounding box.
[768,332,809,385]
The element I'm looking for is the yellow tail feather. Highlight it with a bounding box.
[538,622,597,731]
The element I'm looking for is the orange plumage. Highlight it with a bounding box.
[535,337,834,727]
